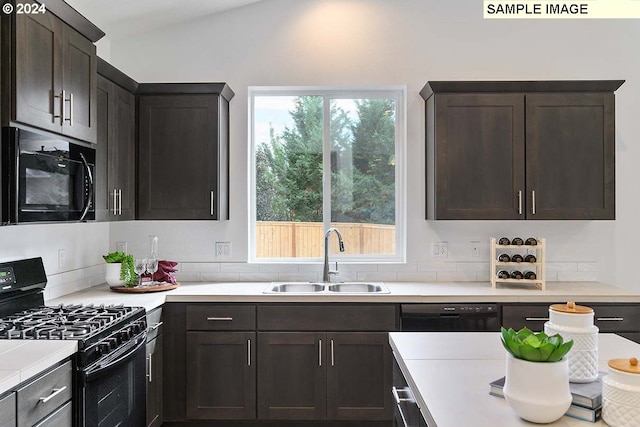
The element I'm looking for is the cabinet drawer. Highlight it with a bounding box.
[0,392,16,427]
[17,360,72,427]
[501,305,548,331]
[186,305,256,330]
[258,305,398,331]
[147,306,164,340]
[593,305,640,332]
[33,401,72,427]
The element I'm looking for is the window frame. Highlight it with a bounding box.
[248,86,406,263]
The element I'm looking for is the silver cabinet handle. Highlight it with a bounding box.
[525,317,549,321]
[148,353,153,383]
[207,317,233,321]
[39,386,67,403]
[518,190,523,215]
[66,92,74,126]
[210,191,215,216]
[247,339,251,366]
[54,90,65,125]
[149,321,163,331]
[112,189,118,215]
[330,339,335,366]
[319,339,322,367]
[597,317,624,321]
[392,386,414,427]
[531,190,536,214]
[118,189,122,215]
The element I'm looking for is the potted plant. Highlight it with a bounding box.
[500,327,574,423]
[103,251,135,287]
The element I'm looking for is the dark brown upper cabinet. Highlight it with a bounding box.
[137,84,234,220]
[9,8,99,143]
[95,59,138,221]
[421,81,624,220]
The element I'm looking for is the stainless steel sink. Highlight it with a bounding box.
[326,283,389,293]
[266,283,325,293]
[263,282,389,294]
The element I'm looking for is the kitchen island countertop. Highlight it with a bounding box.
[389,332,640,426]
[47,280,640,312]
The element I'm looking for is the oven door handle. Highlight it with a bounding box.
[79,153,94,222]
[84,332,147,382]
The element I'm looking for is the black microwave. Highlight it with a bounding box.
[2,127,95,224]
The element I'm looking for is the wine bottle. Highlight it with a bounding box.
[525,237,538,246]
[497,270,510,279]
[511,254,524,263]
[512,237,524,246]
[510,270,523,279]
[498,237,510,245]
[524,271,537,280]
[498,253,510,262]
[524,254,537,263]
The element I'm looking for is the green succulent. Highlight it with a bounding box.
[500,326,573,362]
[103,251,135,287]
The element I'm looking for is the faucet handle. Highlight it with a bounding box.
[329,262,339,276]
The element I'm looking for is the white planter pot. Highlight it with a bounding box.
[503,354,572,423]
[105,263,126,287]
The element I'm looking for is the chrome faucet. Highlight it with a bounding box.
[323,228,345,283]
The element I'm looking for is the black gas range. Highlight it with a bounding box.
[0,257,147,427]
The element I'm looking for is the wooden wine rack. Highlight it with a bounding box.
[490,237,546,290]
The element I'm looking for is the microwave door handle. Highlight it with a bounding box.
[79,153,93,221]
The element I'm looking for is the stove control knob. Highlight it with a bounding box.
[132,323,143,334]
[119,330,131,342]
[98,342,111,355]
[108,337,119,349]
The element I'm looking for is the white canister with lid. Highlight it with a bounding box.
[544,301,599,383]
[603,357,640,427]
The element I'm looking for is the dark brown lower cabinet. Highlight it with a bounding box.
[327,332,392,421]
[186,331,256,420]
[257,332,392,421]
[146,334,163,427]
[257,332,326,420]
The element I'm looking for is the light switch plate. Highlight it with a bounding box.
[215,242,232,259]
[432,242,448,258]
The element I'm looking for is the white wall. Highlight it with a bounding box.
[105,0,640,288]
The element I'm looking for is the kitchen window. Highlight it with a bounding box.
[249,87,406,262]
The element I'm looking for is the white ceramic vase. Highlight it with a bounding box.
[602,358,640,427]
[503,354,572,423]
[105,263,126,286]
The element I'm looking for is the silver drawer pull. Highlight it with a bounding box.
[392,386,414,403]
[525,317,549,321]
[597,317,624,321]
[207,317,233,321]
[149,321,163,331]
[148,353,153,383]
[39,386,67,403]
[247,339,251,366]
[319,339,322,367]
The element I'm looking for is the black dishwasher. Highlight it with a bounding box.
[400,304,499,331]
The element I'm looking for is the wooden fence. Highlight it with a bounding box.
[256,221,396,258]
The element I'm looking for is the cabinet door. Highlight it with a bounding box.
[327,332,393,421]
[61,25,96,143]
[257,332,326,420]
[14,12,62,133]
[526,93,615,219]
[501,304,548,332]
[111,84,135,219]
[138,94,221,219]
[432,94,525,219]
[146,334,163,427]
[0,393,16,427]
[186,331,255,420]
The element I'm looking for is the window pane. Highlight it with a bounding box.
[255,96,324,258]
[330,98,396,255]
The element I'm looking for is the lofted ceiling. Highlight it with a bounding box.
[65,0,264,39]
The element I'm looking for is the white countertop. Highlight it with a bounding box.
[389,332,640,427]
[0,340,77,396]
[46,280,640,311]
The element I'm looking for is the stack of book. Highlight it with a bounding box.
[489,373,604,422]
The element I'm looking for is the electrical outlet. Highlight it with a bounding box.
[58,249,66,268]
[526,248,536,256]
[471,241,480,258]
[116,241,128,253]
[432,242,448,258]
[215,242,232,259]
